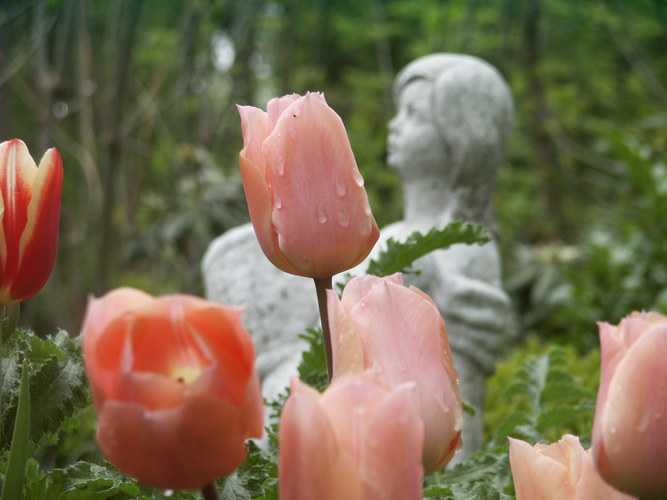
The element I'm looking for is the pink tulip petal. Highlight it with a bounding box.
[328,289,365,376]
[239,152,300,275]
[509,437,572,500]
[361,383,424,500]
[343,278,463,471]
[279,378,363,500]
[264,93,379,277]
[597,324,667,497]
[97,396,249,491]
[267,94,301,130]
[510,436,637,500]
[238,105,269,176]
[339,273,403,310]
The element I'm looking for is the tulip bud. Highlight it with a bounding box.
[592,312,667,498]
[279,374,424,500]
[509,435,636,500]
[238,92,379,278]
[0,139,63,305]
[327,273,463,472]
[81,288,264,491]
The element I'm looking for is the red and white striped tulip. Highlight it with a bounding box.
[0,139,62,305]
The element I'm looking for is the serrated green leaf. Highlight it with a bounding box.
[1,330,88,449]
[536,404,596,433]
[46,461,141,499]
[366,223,490,277]
[296,328,328,392]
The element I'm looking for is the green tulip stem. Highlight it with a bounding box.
[0,302,20,446]
[1,302,20,341]
[201,481,220,500]
[313,276,334,381]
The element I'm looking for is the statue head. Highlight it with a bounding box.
[388,53,514,226]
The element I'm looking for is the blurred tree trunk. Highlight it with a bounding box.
[523,0,568,239]
[96,0,142,294]
[0,1,12,141]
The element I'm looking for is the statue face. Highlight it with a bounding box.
[387,79,447,178]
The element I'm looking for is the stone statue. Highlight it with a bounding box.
[201,52,514,460]
[356,53,515,460]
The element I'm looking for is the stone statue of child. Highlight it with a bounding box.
[355,53,515,459]
[201,52,514,459]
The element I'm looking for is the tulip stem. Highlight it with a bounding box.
[313,276,334,381]
[201,481,220,500]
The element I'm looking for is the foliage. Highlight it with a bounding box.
[366,223,490,277]
[2,0,666,335]
[505,135,667,350]
[423,344,600,499]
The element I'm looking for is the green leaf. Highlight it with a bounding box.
[2,360,31,500]
[366,223,491,277]
[1,330,89,450]
[44,461,141,500]
[296,328,328,392]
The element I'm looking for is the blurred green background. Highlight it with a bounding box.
[2,0,666,351]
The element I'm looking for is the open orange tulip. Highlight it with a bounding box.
[238,92,379,278]
[81,288,264,491]
[0,139,62,305]
[279,373,424,500]
[328,273,463,472]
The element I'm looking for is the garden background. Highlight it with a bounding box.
[1,0,666,497]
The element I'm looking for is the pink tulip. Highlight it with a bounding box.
[279,373,424,500]
[81,288,264,491]
[509,435,636,500]
[238,92,379,278]
[592,311,667,498]
[0,139,62,305]
[327,273,463,472]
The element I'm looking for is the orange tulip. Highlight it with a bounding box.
[509,435,636,500]
[327,273,463,472]
[81,288,264,491]
[592,312,667,498]
[279,373,424,500]
[0,139,62,305]
[238,92,379,278]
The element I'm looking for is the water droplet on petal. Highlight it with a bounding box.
[360,220,372,237]
[276,157,286,176]
[318,206,328,223]
[352,169,364,187]
[288,126,297,140]
[337,210,350,228]
[335,179,348,197]
[275,197,283,209]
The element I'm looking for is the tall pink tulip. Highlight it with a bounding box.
[327,273,463,472]
[0,139,62,305]
[592,312,667,498]
[238,92,379,278]
[279,373,424,500]
[509,435,636,500]
[81,288,264,491]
